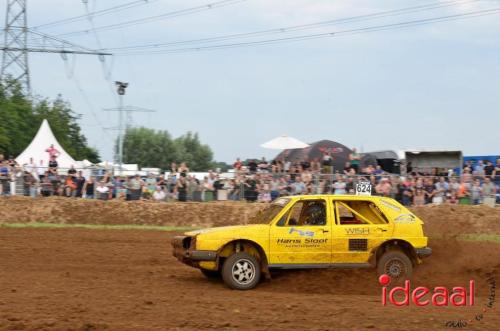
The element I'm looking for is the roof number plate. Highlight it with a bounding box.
[355,182,372,196]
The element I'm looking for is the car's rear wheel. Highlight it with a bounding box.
[222,252,261,290]
[377,250,413,282]
[200,269,220,279]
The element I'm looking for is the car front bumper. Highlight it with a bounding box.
[416,247,432,258]
[172,235,217,267]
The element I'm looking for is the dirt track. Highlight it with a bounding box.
[1,228,499,331]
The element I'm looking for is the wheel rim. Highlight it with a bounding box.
[385,258,406,279]
[231,258,256,285]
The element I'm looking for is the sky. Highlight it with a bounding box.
[3,0,500,163]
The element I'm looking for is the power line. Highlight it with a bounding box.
[57,0,249,37]
[33,0,163,30]
[113,7,500,56]
[104,0,480,52]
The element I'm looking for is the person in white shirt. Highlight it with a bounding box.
[37,160,46,180]
[152,186,166,201]
[96,182,109,200]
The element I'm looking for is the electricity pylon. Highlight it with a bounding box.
[1,0,111,95]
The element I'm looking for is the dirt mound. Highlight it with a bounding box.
[0,196,265,228]
[1,196,499,237]
[413,204,500,237]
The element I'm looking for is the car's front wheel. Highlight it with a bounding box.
[377,249,413,282]
[222,252,261,290]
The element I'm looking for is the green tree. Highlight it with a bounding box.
[120,128,215,171]
[120,127,178,168]
[175,132,214,171]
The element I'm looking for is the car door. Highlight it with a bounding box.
[331,198,393,264]
[268,198,332,266]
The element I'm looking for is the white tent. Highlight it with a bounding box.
[15,119,77,169]
[261,135,310,150]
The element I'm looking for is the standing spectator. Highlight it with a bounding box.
[82,177,95,199]
[96,181,110,200]
[291,177,306,195]
[300,159,311,171]
[349,148,361,173]
[321,152,333,174]
[74,171,86,198]
[269,177,280,200]
[177,176,188,202]
[283,159,291,173]
[482,177,497,207]
[461,167,472,183]
[474,160,485,177]
[233,158,243,171]
[23,171,37,197]
[494,158,500,184]
[247,159,258,174]
[484,161,495,178]
[457,179,471,205]
[332,176,347,195]
[310,158,321,174]
[23,158,36,177]
[145,173,157,198]
[153,186,166,201]
[48,156,58,170]
[373,165,384,181]
[40,176,53,196]
[67,165,77,176]
[423,178,435,204]
[413,188,426,206]
[401,179,413,206]
[375,178,392,197]
[243,176,258,202]
[36,160,46,181]
[227,179,239,201]
[0,160,9,195]
[433,177,448,205]
[345,177,355,194]
[470,179,482,205]
[258,157,269,172]
[343,162,354,175]
[127,175,143,200]
[179,162,189,177]
[202,176,214,201]
[45,144,60,161]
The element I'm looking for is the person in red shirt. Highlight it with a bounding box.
[45,144,60,161]
[233,158,243,171]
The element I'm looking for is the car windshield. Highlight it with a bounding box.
[249,198,289,224]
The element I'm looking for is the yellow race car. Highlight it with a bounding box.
[172,195,431,290]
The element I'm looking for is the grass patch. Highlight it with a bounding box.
[0,222,200,232]
[456,234,500,243]
[429,233,500,243]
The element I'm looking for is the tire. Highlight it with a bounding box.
[377,250,413,282]
[200,269,220,279]
[222,252,261,290]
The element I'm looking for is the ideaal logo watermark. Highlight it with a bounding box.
[378,273,496,328]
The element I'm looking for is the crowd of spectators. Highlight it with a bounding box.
[1,151,499,207]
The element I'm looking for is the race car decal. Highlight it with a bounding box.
[380,199,402,212]
[345,228,370,235]
[289,227,315,237]
[394,214,416,223]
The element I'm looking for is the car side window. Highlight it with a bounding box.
[278,200,327,226]
[336,203,370,225]
[334,200,388,225]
